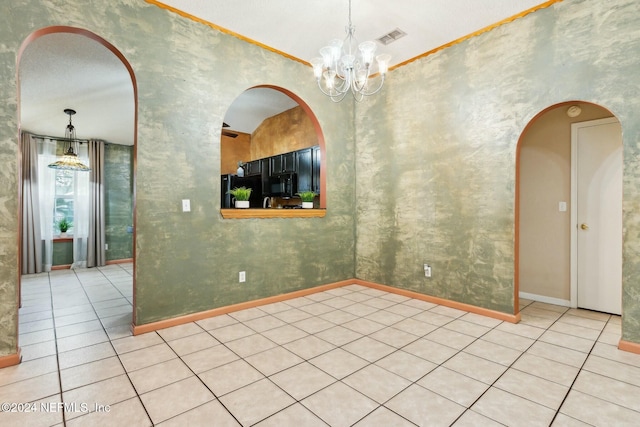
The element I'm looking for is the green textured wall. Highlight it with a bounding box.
[105,143,133,261]
[355,0,640,342]
[52,241,73,266]
[1,0,639,360]
[0,0,355,356]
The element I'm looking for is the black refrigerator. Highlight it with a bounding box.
[221,174,263,208]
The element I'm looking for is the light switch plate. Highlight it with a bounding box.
[559,201,567,212]
[182,199,191,212]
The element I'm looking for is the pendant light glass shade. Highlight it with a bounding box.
[48,109,91,172]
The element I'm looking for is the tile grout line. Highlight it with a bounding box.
[218,290,469,426]
[151,322,244,426]
[547,311,610,425]
[88,265,155,425]
[63,266,150,425]
[548,313,629,425]
[447,303,569,425]
[46,271,68,427]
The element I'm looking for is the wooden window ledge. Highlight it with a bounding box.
[221,208,326,219]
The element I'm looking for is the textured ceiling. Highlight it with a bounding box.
[157,0,550,69]
[20,33,135,145]
[18,1,552,144]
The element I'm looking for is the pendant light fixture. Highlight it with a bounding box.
[48,108,91,172]
[310,0,391,103]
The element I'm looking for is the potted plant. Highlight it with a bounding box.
[297,191,316,209]
[227,186,252,208]
[57,218,72,236]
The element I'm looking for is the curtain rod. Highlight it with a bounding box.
[29,133,90,143]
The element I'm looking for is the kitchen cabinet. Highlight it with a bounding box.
[296,148,313,193]
[312,145,321,194]
[260,158,270,193]
[271,151,296,174]
[245,159,261,176]
[236,146,320,201]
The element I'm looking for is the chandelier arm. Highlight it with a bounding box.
[315,78,350,98]
[330,91,349,103]
[359,74,387,97]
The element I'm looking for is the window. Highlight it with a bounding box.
[37,137,89,237]
[54,170,75,234]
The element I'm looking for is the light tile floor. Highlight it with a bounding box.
[2,264,640,426]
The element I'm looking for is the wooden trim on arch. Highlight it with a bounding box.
[0,349,21,369]
[131,277,520,335]
[618,339,640,355]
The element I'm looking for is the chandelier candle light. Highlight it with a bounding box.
[310,0,391,102]
[48,109,91,172]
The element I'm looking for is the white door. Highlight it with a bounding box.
[572,117,622,315]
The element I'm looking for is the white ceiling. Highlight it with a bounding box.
[19,0,550,144]
[158,0,548,69]
[224,88,298,136]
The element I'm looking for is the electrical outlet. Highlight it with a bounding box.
[239,271,246,283]
[105,243,108,250]
[424,264,432,278]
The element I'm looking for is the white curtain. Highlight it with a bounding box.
[71,143,90,269]
[37,138,57,272]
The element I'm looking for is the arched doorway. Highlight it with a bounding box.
[515,101,621,314]
[17,27,138,353]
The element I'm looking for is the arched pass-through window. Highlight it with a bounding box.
[220,86,326,218]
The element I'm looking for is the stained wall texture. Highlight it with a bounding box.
[355,0,640,342]
[0,0,355,357]
[1,0,639,360]
[251,106,318,159]
[105,143,133,261]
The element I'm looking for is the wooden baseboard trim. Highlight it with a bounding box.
[0,349,21,368]
[51,265,71,271]
[618,339,640,355]
[132,277,521,335]
[106,258,134,265]
[353,279,521,324]
[132,279,354,335]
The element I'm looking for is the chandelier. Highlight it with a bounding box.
[310,0,391,102]
[48,109,91,172]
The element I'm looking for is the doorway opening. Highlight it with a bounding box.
[515,102,621,315]
[17,26,138,358]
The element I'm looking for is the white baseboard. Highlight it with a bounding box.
[519,292,571,308]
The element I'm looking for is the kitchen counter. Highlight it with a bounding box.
[220,208,326,219]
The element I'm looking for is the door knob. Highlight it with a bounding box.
[581,223,589,230]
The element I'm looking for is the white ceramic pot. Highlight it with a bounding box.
[302,202,314,209]
[235,200,250,208]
